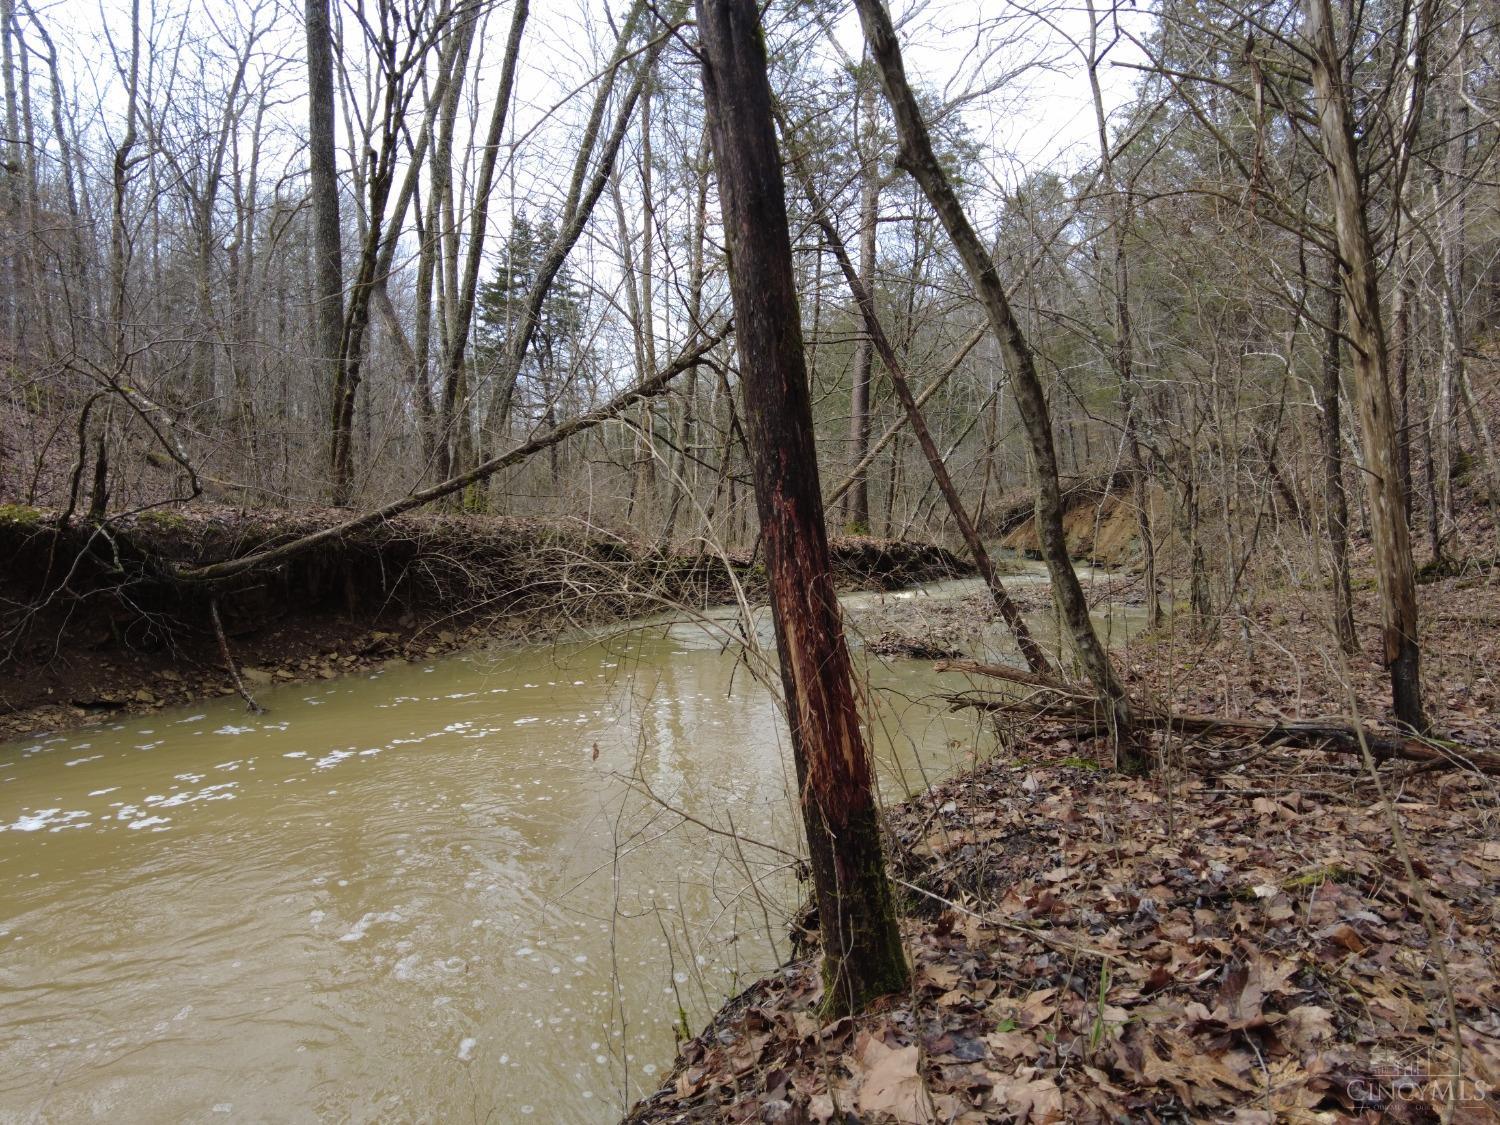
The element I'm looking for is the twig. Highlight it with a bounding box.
[210,598,264,715]
[893,877,1124,963]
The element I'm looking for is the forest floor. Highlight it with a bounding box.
[625,517,1500,1124]
[0,505,970,743]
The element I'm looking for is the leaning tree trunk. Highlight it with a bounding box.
[790,161,1056,679]
[853,0,1138,765]
[1305,0,1426,729]
[695,0,908,1017]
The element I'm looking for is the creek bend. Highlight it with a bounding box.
[0,564,1142,1122]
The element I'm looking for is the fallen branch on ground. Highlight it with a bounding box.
[934,658,1083,697]
[939,661,1499,772]
[945,686,1500,774]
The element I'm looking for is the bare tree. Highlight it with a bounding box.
[1303,0,1429,729]
[853,0,1139,764]
[696,0,909,1016]
[305,0,346,501]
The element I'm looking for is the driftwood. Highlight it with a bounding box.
[939,659,1500,774]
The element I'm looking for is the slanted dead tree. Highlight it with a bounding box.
[784,139,1057,681]
[176,332,723,582]
[696,0,909,1017]
[853,0,1140,768]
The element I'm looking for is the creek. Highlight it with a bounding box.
[0,563,1143,1123]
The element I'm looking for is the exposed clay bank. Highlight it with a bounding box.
[0,506,970,742]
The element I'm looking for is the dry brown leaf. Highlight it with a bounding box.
[919,963,959,991]
[985,1029,1038,1059]
[854,1037,934,1124]
[1283,1004,1336,1046]
[993,1074,1064,1124]
[1016,987,1058,1028]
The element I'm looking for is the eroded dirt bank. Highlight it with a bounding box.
[0,505,971,742]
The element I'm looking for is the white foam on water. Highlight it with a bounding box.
[312,749,353,770]
[392,953,421,981]
[338,910,403,942]
[4,808,90,833]
[143,782,238,810]
[457,1036,477,1061]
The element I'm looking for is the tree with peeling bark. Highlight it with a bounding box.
[1302,0,1428,730]
[694,0,909,1016]
[851,0,1140,768]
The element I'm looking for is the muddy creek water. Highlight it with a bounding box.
[1,568,1141,1123]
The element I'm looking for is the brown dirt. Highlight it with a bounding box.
[0,505,972,743]
[999,482,1170,570]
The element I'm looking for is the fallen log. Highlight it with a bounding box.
[946,689,1500,774]
[175,329,725,584]
[933,658,1084,697]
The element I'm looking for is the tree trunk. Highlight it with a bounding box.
[695,0,908,1017]
[1319,257,1358,654]
[1391,241,1414,521]
[854,0,1137,762]
[306,0,347,503]
[1433,3,1467,536]
[842,81,879,534]
[1085,0,1159,629]
[437,0,526,487]
[660,135,711,545]
[0,0,21,348]
[1304,0,1426,729]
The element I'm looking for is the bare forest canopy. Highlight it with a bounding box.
[5,0,1500,1094]
[0,0,1497,696]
